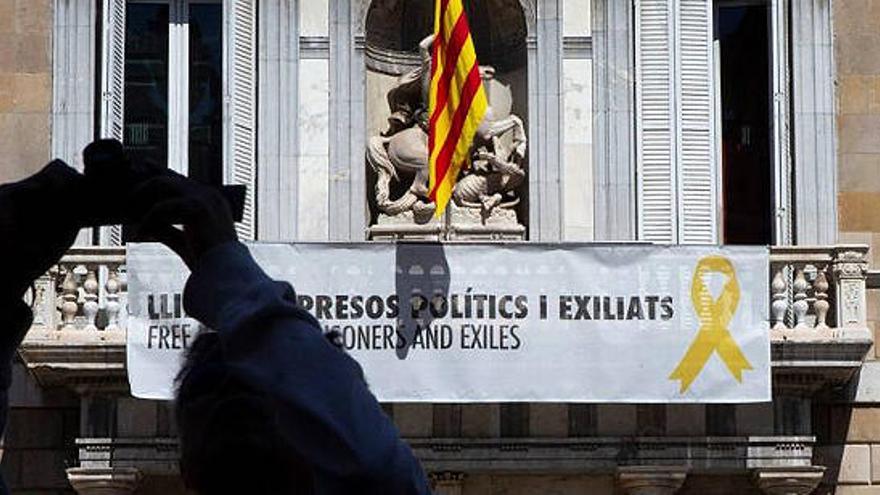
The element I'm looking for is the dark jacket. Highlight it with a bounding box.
[183,241,431,494]
[0,299,33,494]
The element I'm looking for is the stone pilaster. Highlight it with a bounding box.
[832,247,870,334]
[430,471,465,495]
[616,466,688,495]
[752,466,824,495]
[67,467,142,495]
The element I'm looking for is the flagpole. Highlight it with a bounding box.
[443,200,451,241]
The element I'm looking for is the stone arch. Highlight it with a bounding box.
[357,0,535,39]
[364,0,530,75]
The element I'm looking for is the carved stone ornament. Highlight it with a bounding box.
[430,471,466,484]
[832,249,869,279]
[430,471,466,495]
[367,34,527,239]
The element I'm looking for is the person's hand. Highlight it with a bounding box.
[130,173,238,269]
[0,160,85,302]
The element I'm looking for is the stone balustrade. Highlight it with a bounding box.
[25,246,127,343]
[768,245,870,338]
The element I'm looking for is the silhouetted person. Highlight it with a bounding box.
[0,160,86,493]
[130,173,431,494]
[0,153,430,494]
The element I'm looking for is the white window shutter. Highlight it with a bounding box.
[224,0,258,240]
[676,0,716,244]
[100,0,125,142]
[100,0,126,246]
[770,0,793,245]
[635,0,676,243]
[635,0,717,244]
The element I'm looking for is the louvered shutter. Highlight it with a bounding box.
[635,0,717,244]
[676,0,716,244]
[224,0,257,240]
[100,0,125,245]
[770,0,793,245]
[635,0,676,243]
[101,0,125,141]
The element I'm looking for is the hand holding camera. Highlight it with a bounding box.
[80,139,245,227]
[0,139,246,301]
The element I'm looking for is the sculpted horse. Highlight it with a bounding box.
[367,111,526,223]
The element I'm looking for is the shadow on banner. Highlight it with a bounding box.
[394,243,450,360]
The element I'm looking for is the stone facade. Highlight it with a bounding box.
[0,0,52,185]
[819,1,880,493]
[3,0,880,494]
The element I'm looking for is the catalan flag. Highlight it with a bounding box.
[428,0,489,217]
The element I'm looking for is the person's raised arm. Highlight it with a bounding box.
[0,160,85,492]
[131,174,430,494]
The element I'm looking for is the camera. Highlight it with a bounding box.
[80,139,246,226]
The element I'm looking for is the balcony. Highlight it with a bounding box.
[17,244,873,391]
[20,246,127,387]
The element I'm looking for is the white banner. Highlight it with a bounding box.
[126,243,770,402]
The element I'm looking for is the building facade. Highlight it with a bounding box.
[2,0,880,493]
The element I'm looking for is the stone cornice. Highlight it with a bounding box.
[18,339,127,392]
[408,436,815,474]
[74,436,815,477]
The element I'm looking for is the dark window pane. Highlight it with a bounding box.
[124,3,169,169]
[716,3,773,245]
[189,3,223,186]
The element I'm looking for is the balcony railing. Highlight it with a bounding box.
[25,246,127,343]
[18,244,874,387]
[769,245,870,337]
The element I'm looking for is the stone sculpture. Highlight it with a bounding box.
[367,35,527,235]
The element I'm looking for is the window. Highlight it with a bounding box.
[635,0,718,244]
[633,0,836,246]
[99,0,256,241]
[122,0,223,185]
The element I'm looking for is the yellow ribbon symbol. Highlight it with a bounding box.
[669,256,753,393]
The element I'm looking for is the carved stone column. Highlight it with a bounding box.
[616,466,688,495]
[430,471,465,495]
[752,466,824,495]
[67,467,142,495]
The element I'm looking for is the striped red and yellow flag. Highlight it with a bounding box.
[428,0,488,217]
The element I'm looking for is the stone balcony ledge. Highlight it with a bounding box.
[18,244,875,393]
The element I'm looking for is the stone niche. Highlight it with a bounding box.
[365,0,529,241]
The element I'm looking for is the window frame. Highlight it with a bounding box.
[114,0,223,175]
[628,0,836,246]
[95,0,257,242]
